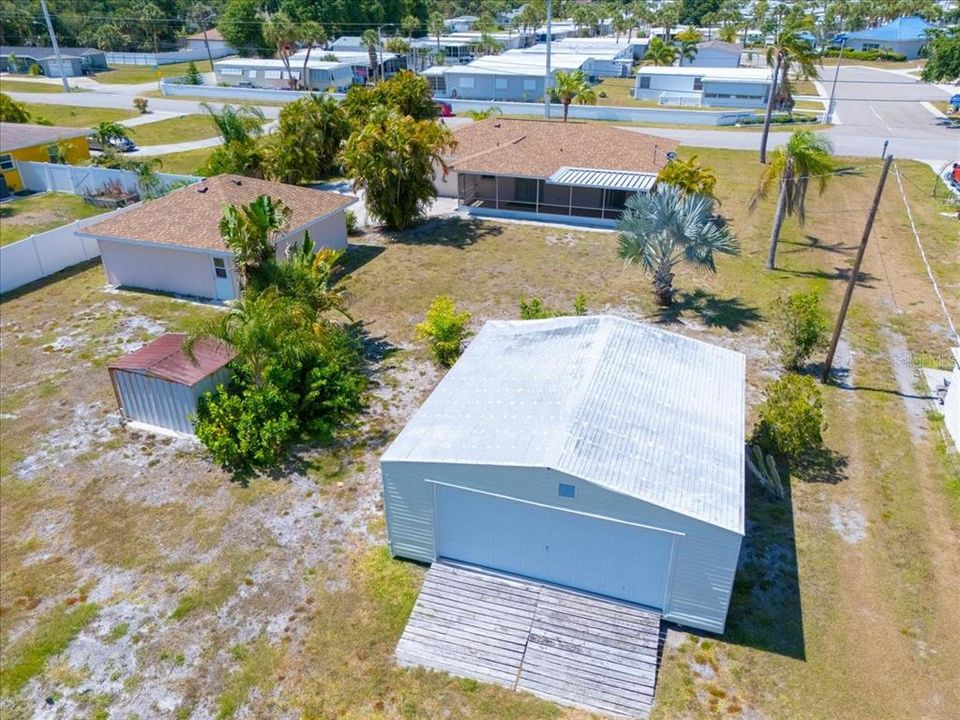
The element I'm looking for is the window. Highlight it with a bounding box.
[638,76,651,89]
[220,67,242,76]
[263,69,282,79]
[459,76,475,88]
[0,154,13,171]
[558,483,576,499]
[861,43,880,51]
[523,78,537,90]
[47,145,61,163]
[495,77,508,89]
[212,257,228,279]
[693,77,703,91]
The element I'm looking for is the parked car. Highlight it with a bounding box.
[435,101,454,118]
[86,135,137,153]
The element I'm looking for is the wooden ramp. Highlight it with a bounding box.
[396,562,662,719]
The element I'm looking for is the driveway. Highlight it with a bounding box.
[397,562,663,719]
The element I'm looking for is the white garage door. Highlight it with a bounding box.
[435,486,675,610]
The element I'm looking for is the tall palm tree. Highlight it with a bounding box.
[401,15,421,39]
[552,70,598,121]
[751,130,836,269]
[298,22,327,91]
[260,11,298,89]
[219,195,291,284]
[428,12,445,54]
[766,16,820,110]
[643,37,677,65]
[618,185,738,307]
[361,29,380,83]
[200,102,266,144]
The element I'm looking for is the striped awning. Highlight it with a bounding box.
[546,167,658,192]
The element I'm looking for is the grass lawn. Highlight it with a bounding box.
[0,147,957,718]
[0,78,66,94]
[140,146,214,175]
[89,60,216,85]
[127,114,217,146]
[21,103,136,127]
[0,193,110,246]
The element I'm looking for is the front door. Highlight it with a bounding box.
[212,256,235,300]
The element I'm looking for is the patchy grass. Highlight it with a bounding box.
[214,636,279,719]
[140,146,214,175]
[0,192,110,246]
[90,61,215,85]
[127,114,217,146]
[0,603,99,695]
[20,102,135,127]
[170,550,262,621]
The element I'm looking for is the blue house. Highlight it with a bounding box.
[838,16,934,59]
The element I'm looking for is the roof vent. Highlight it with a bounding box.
[197,186,208,193]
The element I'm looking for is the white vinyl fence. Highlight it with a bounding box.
[104,48,234,66]
[16,162,198,198]
[159,81,756,126]
[0,204,136,295]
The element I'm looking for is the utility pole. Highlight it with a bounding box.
[821,154,894,382]
[825,37,845,124]
[759,51,781,164]
[40,0,70,93]
[545,0,553,119]
[198,8,216,73]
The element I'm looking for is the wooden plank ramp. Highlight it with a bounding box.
[396,562,662,719]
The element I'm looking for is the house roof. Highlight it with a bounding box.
[109,333,235,386]
[82,174,355,252]
[186,28,226,42]
[697,40,744,53]
[637,66,771,80]
[843,16,932,42]
[447,118,677,179]
[0,122,87,152]
[382,316,746,533]
[1,45,104,58]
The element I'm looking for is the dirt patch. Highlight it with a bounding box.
[830,499,868,544]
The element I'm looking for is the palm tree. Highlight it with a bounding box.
[200,102,266,144]
[298,21,327,91]
[219,194,291,284]
[362,29,380,83]
[678,39,698,65]
[91,121,131,147]
[428,12,445,54]
[766,17,820,110]
[260,11,298,89]
[656,154,718,199]
[751,130,836,269]
[617,185,738,307]
[643,37,677,65]
[553,70,597,121]
[256,233,351,320]
[401,14,421,39]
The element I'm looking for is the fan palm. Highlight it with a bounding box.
[617,185,739,307]
[751,130,836,269]
[553,70,597,121]
[643,37,677,65]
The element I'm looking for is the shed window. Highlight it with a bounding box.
[638,76,651,89]
[693,77,704,90]
[523,79,537,90]
[0,154,13,171]
[220,67,243,75]
[212,257,228,279]
[263,69,282,79]
[459,76,475,88]
[558,483,576,498]
[495,77,508,89]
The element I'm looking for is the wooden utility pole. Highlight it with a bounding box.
[39,0,70,93]
[759,51,781,164]
[766,155,793,270]
[821,154,894,382]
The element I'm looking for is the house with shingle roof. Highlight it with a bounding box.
[436,118,678,227]
[78,174,356,301]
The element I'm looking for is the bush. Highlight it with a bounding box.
[519,293,588,319]
[771,291,828,370]
[133,97,149,114]
[344,209,361,235]
[194,382,300,471]
[416,296,471,366]
[822,47,906,62]
[0,93,30,123]
[751,373,825,462]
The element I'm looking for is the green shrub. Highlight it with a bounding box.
[822,47,906,62]
[344,209,361,235]
[751,373,825,461]
[415,296,471,366]
[771,291,828,369]
[133,96,149,114]
[520,293,588,319]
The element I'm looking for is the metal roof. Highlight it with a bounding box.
[842,16,931,42]
[382,316,746,533]
[109,333,235,386]
[547,166,658,192]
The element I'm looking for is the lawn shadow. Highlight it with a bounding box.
[339,242,386,276]
[0,258,101,303]
[655,289,762,332]
[723,478,805,660]
[385,216,504,248]
[792,445,849,484]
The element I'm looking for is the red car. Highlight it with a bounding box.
[435,101,454,118]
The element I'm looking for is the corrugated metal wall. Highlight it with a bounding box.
[112,367,231,434]
[381,460,742,634]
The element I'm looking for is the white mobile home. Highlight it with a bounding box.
[213,57,354,90]
[634,66,771,108]
[381,315,746,634]
[511,44,632,77]
[688,40,743,67]
[428,53,592,101]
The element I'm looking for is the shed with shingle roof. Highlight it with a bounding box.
[79,174,356,301]
[108,333,236,435]
[380,315,746,633]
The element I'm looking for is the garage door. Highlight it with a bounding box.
[434,486,674,610]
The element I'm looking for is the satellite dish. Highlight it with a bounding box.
[665,151,678,161]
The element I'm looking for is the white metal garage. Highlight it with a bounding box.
[380,316,746,634]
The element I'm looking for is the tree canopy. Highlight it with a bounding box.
[921,27,960,83]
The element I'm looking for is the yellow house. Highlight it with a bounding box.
[0,122,90,193]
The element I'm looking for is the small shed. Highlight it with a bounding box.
[108,333,235,435]
[380,315,746,634]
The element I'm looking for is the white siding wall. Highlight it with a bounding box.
[944,359,960,450]
[634,73,697,100]
[98,240,229,299]
[381,460,742,633]
[279,211,348,256]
